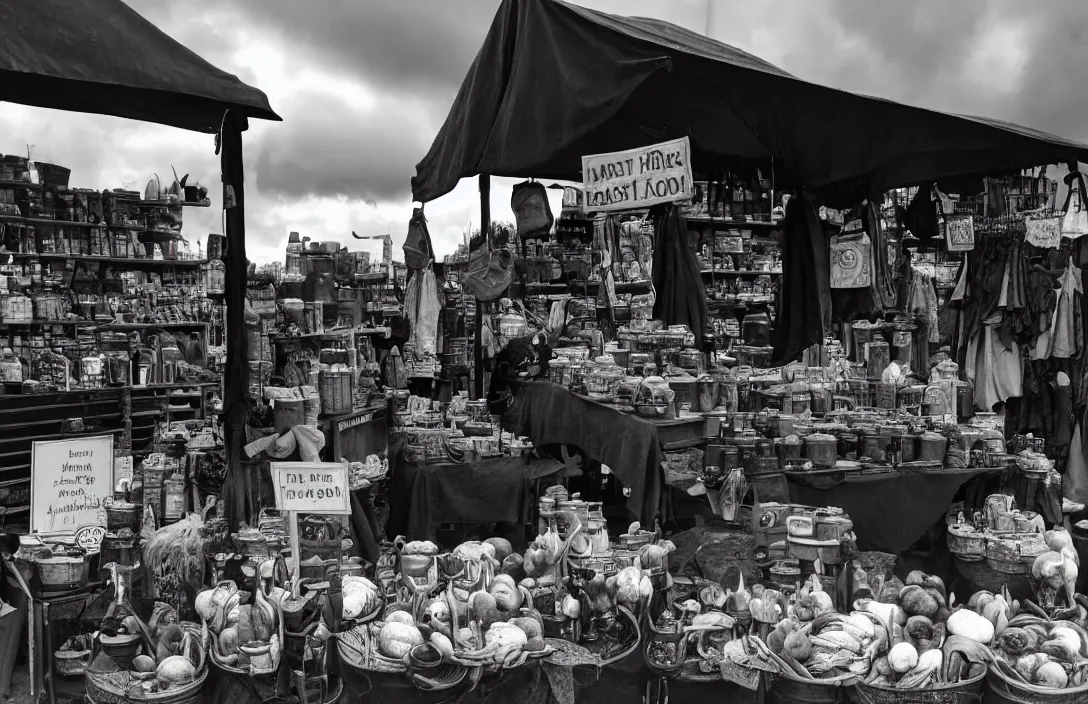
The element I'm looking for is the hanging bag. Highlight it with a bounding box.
[510,181,554,239]
[1025,211,1063,249]
[403,207,434,270]
[1061,171,1088,238]
[829,219,872,289]
[934,190,975,252]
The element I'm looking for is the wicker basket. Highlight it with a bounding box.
[986,664,1088,704]
[85,669,208,704]
[336,623,407,674]
[947,524,986,562]
[35,556,90,589]
[849,665,985,704]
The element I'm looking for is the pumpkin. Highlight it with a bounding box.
[471,591,505,629]
[510,617,542,640]
[490,575,522,611]
[378,622,424,659]
[156,656,196,685]
[385,610,416,627]
[1036,661,1069,688]
[132,655,156,673]
[485,622,528,650]
[485,537,514,562]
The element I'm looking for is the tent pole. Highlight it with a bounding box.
[219,112,251,530]
[474,174,490,399]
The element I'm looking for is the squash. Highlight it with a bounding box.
[472,591,506,629]
[218,627,240,655]
[510,617,542,640]
[784,631,812,661]
[378,622,424,659]
[132,655,156,673]
[490,575,522,611]
[155,655,196,685]
[888,642,919,674]
[899,585,939,619]
[501,553,525,581]
[385,610,416,627]
[485,537,513,562]
[1035,660,1068,688]
[946,609,995,644]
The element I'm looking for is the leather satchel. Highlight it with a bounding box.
[511,181,554,239]
[461,246,513,301]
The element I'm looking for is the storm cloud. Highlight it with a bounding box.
[2,0,1087,260]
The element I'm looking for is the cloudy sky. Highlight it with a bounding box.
[2,0,1084,264]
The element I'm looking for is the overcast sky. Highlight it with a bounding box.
[2,0,1084,264]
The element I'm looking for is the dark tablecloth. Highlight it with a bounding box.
[515,381,665,526]
[385,453,566,541]
[786,468,998,554]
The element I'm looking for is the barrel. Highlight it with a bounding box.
[274,397,307,434]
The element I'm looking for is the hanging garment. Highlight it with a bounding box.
[908,269,940,343]
[404,269,440,356]
[1062,171,1088,238]
[904,182,939,244]
[771,191,830,365]
[650,205,708,344]
[1065,417,1088,505]
[966,314,1023,412]
[1048,261,1083,359]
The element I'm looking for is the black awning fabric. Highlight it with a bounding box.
[412,0,1088,207]
[0,0,279,132]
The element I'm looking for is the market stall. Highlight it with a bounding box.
[0,0,278,699]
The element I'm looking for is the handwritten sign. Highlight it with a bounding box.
[31,435,113,534]
[74,525,106,551]
[582,137,692,212]
[270,462,350,515]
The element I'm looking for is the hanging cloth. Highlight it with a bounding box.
[771,192,830,366]
[650,205,708,344]
[1048,261,1083,359]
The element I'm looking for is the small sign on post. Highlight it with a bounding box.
[581,137,693,212]
[269,462,350,596]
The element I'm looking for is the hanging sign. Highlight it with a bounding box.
[582,137,692,212]
[269,462,351,515]
[30,435,113,534]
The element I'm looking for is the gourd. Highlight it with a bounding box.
[946,608,994,644]
[485,537,513,562]
[378,622,424,659]
[614,566,642,604]
[784,631,812,661]
[485,622,528,650]
[218,627,240,654]
[1036,661,1069,688]
[132,655,156,673]
[501,553,525,581]
[385,610,416,627]
[888,642,918,674]
[490,575,522,611]
[899,585,939,619]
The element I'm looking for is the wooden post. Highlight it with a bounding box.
[473,175,491,399]
[288,510,301,597]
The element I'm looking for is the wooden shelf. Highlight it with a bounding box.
[0,319,209,328]
[686,216,783,227]
[2,252,206,268]
[0,214,142,231]
[701,269,782,276]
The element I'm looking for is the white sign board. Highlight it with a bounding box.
[31,435,113,534]
[582,137,692,212]
[270,462,351,515]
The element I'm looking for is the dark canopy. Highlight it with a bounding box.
[0,0,279,132]
[413,0,1088,207]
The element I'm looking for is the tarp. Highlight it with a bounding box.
[412,0,1088,207]
[0,0,279,132]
